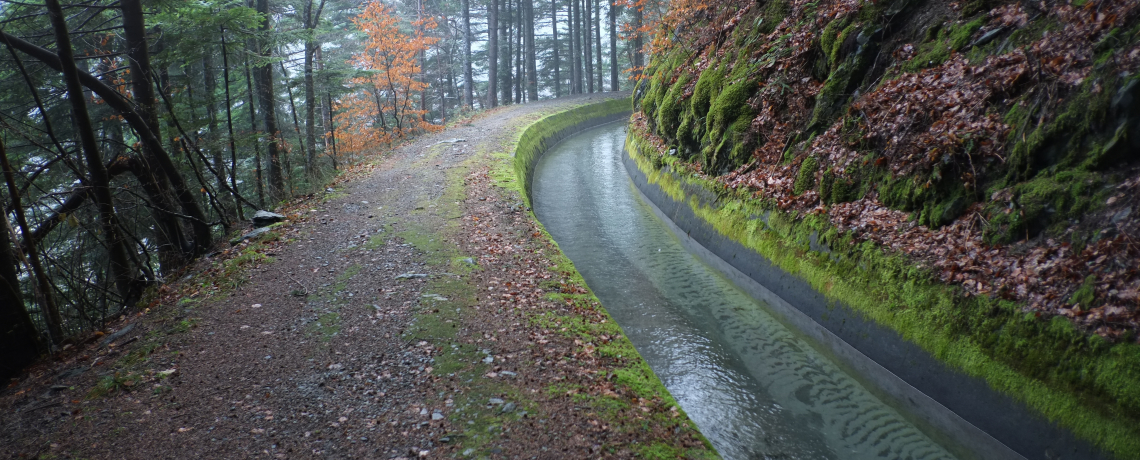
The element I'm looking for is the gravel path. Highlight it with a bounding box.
[1,93,714,460]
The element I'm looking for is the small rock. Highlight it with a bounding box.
[420,408,428,415]
[482,356,494,364]
[98,324,135,348]
[230,227,269,245]
[462,448,475,456]
[488,398,504,405]
[501,402,516,413]
[251,210,286,227]
[1112,206,1132,224]
[499,370,517,377]
[395,273,429,280]
[432,412,444,420]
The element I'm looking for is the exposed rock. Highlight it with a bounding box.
[251,210,286,227]
[97,324,134,348]
[229,227,270,245]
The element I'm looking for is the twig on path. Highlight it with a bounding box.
[286,273,312,296]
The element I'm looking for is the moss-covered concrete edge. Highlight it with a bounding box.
[513,98,632,208]
[504,97,720,458]
[625,129,1139,459]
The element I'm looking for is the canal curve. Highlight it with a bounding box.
[531,122,960,460]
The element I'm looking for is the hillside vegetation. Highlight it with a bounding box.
[630,0,1140,456]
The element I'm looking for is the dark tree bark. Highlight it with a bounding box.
[47,0,136,306]
[594,0,602,90]
[417,0,427,121]
[281,61,308,195]
[326,92,338,170]
[202,53,233,226]
[552,0,561,98]
[610,0,619,91]
[488,0,498,107]
[514,1,522,103]
[633,1,643,76]
[122,0,212,258]
[2,123,62,343]
[584,0,593,93]
[220,27,245,221]
[254,0,285,202]
[0,166,41,379]
[572,0,581,93]
[462,0,473,108]
[243,54,266,208]
[303,0,326,179]
[501,0,512,105]
[525,0,537,101]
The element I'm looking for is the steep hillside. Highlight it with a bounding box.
[630,0,1140,456]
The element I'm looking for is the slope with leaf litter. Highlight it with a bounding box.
[631,0,1140,456]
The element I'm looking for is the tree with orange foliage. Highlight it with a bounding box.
[336,1,442,158]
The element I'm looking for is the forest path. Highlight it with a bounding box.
[2,92,712,459]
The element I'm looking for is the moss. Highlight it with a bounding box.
[1069,275,1098,307]
[903,18,985,72]
[829,22,860,70]
[689,62,725,142]
[794,156,819,195]
[656,73,693,140]
[759,0,789,34]
[625,129,1140,459]
[806,53,867,134]
[984,169,1107,244]
[703,77,758,172]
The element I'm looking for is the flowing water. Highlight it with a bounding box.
[531,123,957,460]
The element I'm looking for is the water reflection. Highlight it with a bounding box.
[532,123,955,460]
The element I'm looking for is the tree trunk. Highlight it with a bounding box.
[572,0,581,93]
[594,0,602,91]
[501,0,512,105]
[609,0,618,91]
[244,54,266,208]
[220,27,246,220]
[326,92,338,170]
[0,170,41,379]
[584,0,593,93]
[254,0,285,202]
[525,0,537,101]
[417,0,428,121]
[488,0,498,108]
[304,0,326,180]
[122,0,193,266]
[202,53,232,226]
[47,0,136,306]
[462,0,473,109]
[281,62,308,195]
[124,0,213,256]
[514,2,522,103]
[1,139,59,345]
[633,1,643,77]
[552,0,561,98]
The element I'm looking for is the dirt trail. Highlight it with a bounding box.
[2,94,714,460]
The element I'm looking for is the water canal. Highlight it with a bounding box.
[531,122,959,460]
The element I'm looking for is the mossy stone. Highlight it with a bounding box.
[1068,275,1097,307]
[794,156,819,195]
